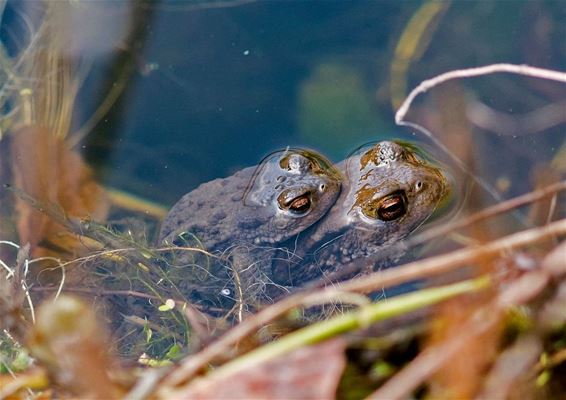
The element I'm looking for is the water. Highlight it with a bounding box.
[3,1,563,207]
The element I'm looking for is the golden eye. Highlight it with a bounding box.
[362,191,407,221]
[277,191,312,214]
[289,195,311,213]
[377,192,407,221]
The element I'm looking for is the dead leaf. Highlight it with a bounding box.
[168,339,347,400]
[10,126,109,261]
[0,367,49,399]
[477,335,541,400]
[27,295,123,399]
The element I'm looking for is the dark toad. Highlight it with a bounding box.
[159,149,341,314]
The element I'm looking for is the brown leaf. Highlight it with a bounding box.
[10,126,109,260]
[424,293,502,399]
[0,367,49,399]
[476,335,542,400]
[169,339,347,400]
[27,295,123,399]
[541,240,566,278]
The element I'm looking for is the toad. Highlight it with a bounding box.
[271,141,449,288]
[159,149,342,314]
[160,141,449,315]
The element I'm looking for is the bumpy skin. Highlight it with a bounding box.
[159,149,341,312]
[271,141,449,287]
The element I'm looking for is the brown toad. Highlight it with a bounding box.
[271,141,449,288]
[159,149,341,313]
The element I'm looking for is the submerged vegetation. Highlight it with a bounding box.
[0,1,565,399]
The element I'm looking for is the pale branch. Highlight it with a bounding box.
[338,218,566,294]
[396,63,566,124]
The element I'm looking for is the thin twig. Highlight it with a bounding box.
[0,241,20,249]
[404,180,566,249]
[394,64,566,206]
[0,259,13,276]
[22,259,35,324]
[0,241,20,277]
[396,64,566,124]
[338,218,566,294]
[53,265,65,301]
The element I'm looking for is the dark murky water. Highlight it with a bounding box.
[1,1,563,212]
[3,1,559,208]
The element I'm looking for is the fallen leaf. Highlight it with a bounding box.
[168,339,347,400]
[28,295,123,399]
[11,126,110,261]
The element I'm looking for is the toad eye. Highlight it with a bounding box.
[289,195,311,213]
[277,191,312,215]
[362,191,407,221]
[377,192,407,221]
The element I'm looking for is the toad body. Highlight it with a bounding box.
[159,149,341,313]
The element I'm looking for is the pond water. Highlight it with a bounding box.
[2,1,564,209]
[96,1,565,207]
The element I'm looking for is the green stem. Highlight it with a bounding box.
[211,276,490,379]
